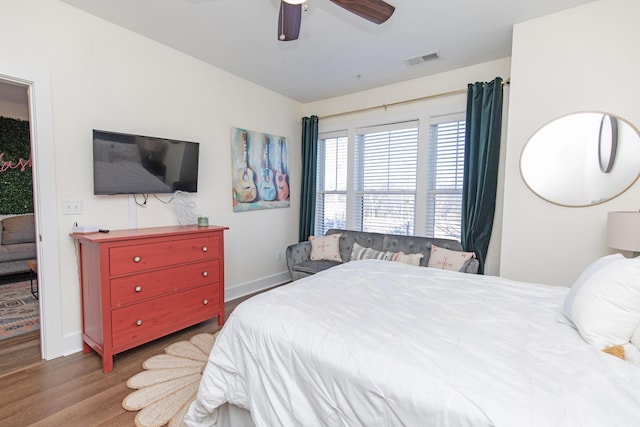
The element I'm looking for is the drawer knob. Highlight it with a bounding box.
[203,299,208,305]
[136,319,143,326]
[202,271,208,277]
[202,246,208,252]
[134,285,142,292]
[133,256,141,263]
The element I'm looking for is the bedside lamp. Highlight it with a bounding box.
[607,211,640,255]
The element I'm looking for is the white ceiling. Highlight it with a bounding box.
[60,0,595,103]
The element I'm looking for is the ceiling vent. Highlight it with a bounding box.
[404,51,440,66]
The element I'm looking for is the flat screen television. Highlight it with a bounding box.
[93,129,199,195]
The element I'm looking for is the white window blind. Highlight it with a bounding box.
[354,121,418,235]
[315,133,348,236]
[426,119,465,240]
[314,111,465,240]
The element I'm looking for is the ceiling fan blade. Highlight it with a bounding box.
[278,1,302,41]
[329,0,395,24]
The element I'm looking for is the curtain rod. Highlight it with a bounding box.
[317,79,510,121]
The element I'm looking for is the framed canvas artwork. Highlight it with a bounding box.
[231,127,290,212]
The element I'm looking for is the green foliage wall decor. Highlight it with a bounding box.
[0,116,33,214]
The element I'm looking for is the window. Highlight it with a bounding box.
[426,118,465,240]
[354,122,418,235]
[315,133,348,236]
[315,112,466,240]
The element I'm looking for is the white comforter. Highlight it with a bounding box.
[185,260,640,426]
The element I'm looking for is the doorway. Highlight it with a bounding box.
[0,65,64,365]
[0,80,40,373]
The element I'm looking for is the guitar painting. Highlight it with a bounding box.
[233,130,257,203]
[275,137,289,201]
[231,127,290,212]
[258,135,276,201]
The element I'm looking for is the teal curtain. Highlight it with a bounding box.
[461,77,503,274]
[298,115,319,242]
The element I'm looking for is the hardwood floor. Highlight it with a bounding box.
[0,295,249,426]
[0,330,42,376]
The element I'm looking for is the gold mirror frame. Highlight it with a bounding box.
[520,112,640,207]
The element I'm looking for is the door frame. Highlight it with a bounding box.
[0,64,64,360]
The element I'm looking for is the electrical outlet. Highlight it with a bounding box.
[276,250,283,261]
[62,200,83,215]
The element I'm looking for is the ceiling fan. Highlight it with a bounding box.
[278,0,395,41]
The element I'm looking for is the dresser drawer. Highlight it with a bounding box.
[110,259,220,308]
[111,284,219,350]
[109,234,220,276]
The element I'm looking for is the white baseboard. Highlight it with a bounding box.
[225,271,291,302]
[53,332,83,359]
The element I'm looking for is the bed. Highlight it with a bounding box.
[185,258,640,426]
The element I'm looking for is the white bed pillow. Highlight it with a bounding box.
[427,244,475,271]
[309,234,342,262]
[568,256,640,348]
[562,253,624,324]
[350,242,396,261]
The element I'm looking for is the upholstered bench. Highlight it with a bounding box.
[286,228,479,281]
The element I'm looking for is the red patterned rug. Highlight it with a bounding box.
[0,281,39,340]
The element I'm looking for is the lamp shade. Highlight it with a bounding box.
[607,211,640,251]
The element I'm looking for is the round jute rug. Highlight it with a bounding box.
[122,331,219,427]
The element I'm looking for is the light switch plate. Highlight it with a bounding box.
[63,200,82,215]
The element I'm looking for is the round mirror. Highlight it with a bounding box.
[520,112,640,207]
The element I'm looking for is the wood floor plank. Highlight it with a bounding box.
[0,330,42,377]
[28,382,135,426]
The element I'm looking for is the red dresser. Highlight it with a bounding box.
[72,225,227,373]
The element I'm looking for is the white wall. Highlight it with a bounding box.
[501,0,640,286]
[303,58,512,276]
[0,81,29,120]
[1,0,302,357]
